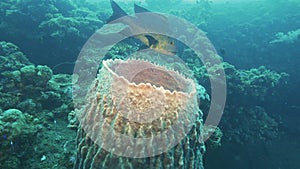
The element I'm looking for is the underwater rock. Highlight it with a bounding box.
[0,0,105,72]
[47,74,74,91]
[45,74,75,116]
[203,125,223,148]
[20,65,53,87]
[105,42,139,60]
[20,65,37,84]
[183,53,288,146]
[74,59,205,169]
[221,106,280,144]
[0,109,42,168]
[17,99,42,115]
[0,41,76,168]
[0,108,41,141]
[0,41,73,113]
[40,91,62,110]
[0,41,73,114]
[53,103,71,118]
[67,110,79,130]
[36,65,53,83]
[192,61,288,105]
[0,93,20,111]
[1,156,21,169]
[0,41,31,71]
[38,13,103,39]
[236,66,289,102]
[1,70,21,82]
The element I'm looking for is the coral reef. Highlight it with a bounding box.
[0,1,296,168]
[170,0,212,27]
[0,41,31,70]
[236,66,288,101]
[0,41,76,169]
[0,109,42,169]
[0,0,106,72]
[188,59,288,105]
[221,106,280,144]
[74,59,205,169]
[201,63,287,144]
[181,48,288,145]
[270,29,300,44]
[203,125,223,148]
[0,41,74,114]
[0,42,32,110]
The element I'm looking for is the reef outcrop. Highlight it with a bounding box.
[0,41,76,169]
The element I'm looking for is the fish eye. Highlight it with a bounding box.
[169,41,174,45]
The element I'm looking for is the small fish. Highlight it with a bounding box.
[219,48,226,55]
[107,0,177,56]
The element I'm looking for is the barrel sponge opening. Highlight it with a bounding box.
[108,59,195,93]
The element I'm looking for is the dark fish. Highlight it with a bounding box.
[219,48,226,55]
[107,0,177,56]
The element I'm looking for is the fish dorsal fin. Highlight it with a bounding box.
[145,35,158,47]
[107,0,128,23]
[134,3,151,13]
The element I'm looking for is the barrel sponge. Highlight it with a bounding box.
[75,59,205,169]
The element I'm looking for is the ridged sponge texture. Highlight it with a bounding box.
[74,59,205,169]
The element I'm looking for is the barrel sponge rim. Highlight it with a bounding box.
[103,59,197,96]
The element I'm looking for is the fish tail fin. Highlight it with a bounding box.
[107,0,128,23]
[134,3,151,13]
